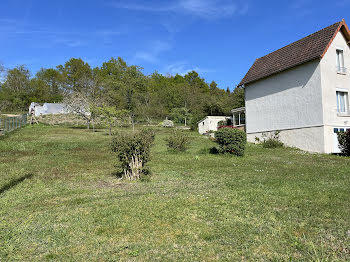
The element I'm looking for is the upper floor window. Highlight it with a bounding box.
[336,49,346,73]
[336,91,349,113]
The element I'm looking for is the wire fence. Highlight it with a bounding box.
[0,114,28,135]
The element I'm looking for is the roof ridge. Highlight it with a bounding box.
[239,19,349,86]
[255,21,342,61]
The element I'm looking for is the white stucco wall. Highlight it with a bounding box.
[198,116,230,135]
[245,59,323,134]
[320,31,350,153]
[247,126,325,153]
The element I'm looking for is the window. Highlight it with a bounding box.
[233,112,245,126]
[336,49,346,73]
[336,91,349,113]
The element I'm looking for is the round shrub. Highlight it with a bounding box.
[165,130,191,152]
[162,119,174,128]
[214,128,247,156]
[338,129,350,156]
[111,129,155,180]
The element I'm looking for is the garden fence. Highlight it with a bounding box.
[0,114,28,135]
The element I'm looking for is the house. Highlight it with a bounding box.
[198,116,231,135]
[239,19,350,153]
[29,102,69,117]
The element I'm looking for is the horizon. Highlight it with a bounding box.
[1,0,350,90]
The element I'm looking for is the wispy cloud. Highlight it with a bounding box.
[134,41,172,63]
[0,19,124,48]
[111,0,247,19]
[163,61,213,76]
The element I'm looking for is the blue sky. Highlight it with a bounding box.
[1,0,350,90]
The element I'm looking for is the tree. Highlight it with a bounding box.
[170,107,192,126]
[1,65,31,110]
[3,65,30,92]
[0,57,243,121]
[57,58,92,93]
[96,105,129,135]
[35,68,64,102]
[230,86,245,109]
[63,91,94,129]
[184,71,209,91]
[209,81,218,91]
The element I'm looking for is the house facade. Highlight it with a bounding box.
[240,20,350,153]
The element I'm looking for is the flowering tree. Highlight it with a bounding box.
[63,91,95,130]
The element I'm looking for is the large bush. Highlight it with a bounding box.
[111,129,155,180]
[214,128,246,156]
[165,130,191,152]
[338,129,350,156]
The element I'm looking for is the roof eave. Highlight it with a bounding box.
[239,57,321,87]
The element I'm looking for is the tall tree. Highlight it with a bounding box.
[35,68,64,101]
[57,58,92,93]
[184,71,209,91]
[1,65,31,110]
[209,81,218,91]
[230,86,245,109]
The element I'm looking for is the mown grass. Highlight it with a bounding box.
[0,125,349,261]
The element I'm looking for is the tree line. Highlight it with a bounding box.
[0,57,244,125]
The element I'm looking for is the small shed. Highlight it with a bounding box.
[29,102,69,117]
[198,116,231,135]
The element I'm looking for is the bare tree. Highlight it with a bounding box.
[63,91,93,129]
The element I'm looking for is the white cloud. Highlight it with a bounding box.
[163,62,212,76]
[0,21,124,48]
[111,0,248,19]
[134,41,172,63]
[178,0,236,18]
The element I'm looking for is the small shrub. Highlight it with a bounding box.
[218,118,232,127]
[162,119,174,128]
[217,120,226,126]
[111,129,155,180]
[261,131,284,148]
[214,128,246,156]
[338,129,350,156]
[165,130,191,152]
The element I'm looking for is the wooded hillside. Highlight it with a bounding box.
[0,58,244,124]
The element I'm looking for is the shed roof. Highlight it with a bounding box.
[239,19,350,86]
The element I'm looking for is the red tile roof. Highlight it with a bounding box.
[239,20,350,86]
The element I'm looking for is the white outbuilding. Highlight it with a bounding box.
[29,102,69,117]
[198,116,231,135]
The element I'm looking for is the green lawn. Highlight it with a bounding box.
[1,125,349,261]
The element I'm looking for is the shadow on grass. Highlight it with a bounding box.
[197,147,219,155]
[0,173,34,195]
[110,169,152,182]
[69,126,92,130]
[68,126,105,133]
